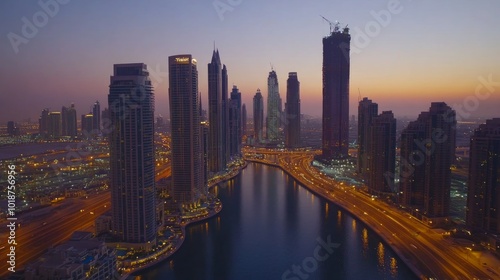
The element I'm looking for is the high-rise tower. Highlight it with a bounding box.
[208,49,224,173]
[93,101,101,134]
[81,113,93,138]
[169,55,204,208]
[400,102,456,221]
[62,104,77,138]
[253,89,264,143]
[39,108,49,135]
[108,63,156,246]
[466,118,500,233]
[229,85,242,157]
[322,24,350,159]
[242,103,247,138]
[221,65,230,165]
[357,98,378,175]
[368,111,396,194]
[48,112,62,138]
[266,70,281,141]
[285,72,301,148]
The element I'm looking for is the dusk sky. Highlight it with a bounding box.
[1,0,499,123]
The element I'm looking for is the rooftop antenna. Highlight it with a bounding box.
[270,62,274,71]
[358,88,362,102]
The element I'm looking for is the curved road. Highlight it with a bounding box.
[245,149,495,279]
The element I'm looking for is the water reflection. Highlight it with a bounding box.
[390,257,399,278]
[138,163,417,280]
[378,242,386,270]
[362,228,369,257]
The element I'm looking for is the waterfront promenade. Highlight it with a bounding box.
[121,160,248,279]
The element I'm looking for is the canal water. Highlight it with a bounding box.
[138,163,418,280]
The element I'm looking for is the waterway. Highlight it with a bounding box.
[137,163,418,280]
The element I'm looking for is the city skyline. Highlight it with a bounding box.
[1,2,500,278]
[1,1,500,123]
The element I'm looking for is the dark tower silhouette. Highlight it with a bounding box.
[221,65,230,165]
[400,102,456,223]
[108,63,156,245]
[368,111,396,194]
[285,72,301,148]
[357,98,378,176]
[208,49,224,173]
[169,55,204,208]
[93,101,101,134]
[242,103,247,138]
[253,89,264,143]
[229,85,242,157]
[466,118,500,233]
[322,24,350,159]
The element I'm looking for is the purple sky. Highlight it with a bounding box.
[1,0,499,123]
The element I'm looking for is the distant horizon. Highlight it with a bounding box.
[1,1,499,123]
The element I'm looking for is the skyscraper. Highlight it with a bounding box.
[101,107,110,137]
[357,98,378,175]
[81,113,93,138]
[61,104,77,138]
[253,89,264,143]
[221,65,230,166]
[48,112,62,138]
[241,103,247,138]
[229,85,242,157]
[169,55,204,208]
[108,63,156,246]
[201,121,209,187]
[207,49,224,173]
[93,101,101,134]
[285,72,301,148]
[368,111,396,195]
[466,118,500,233]
[400,102,456,222]
[322,25,350,159]
[266,70,281,141]
[39,108,49,135]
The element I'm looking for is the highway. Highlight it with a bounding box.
[244,149,496,279]
[0,192,110,277]
[0,163,171,278]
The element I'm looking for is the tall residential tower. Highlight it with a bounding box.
[229,85,242,157]
[169,55,204,208]
[253,89,264,143]
[466,118,500,233]
[285,72,301,148]
[93,101,101,134]
[207,49,224,173]
[108,63,156,246]
[400,102,456,222]
[368,111,396,195]
[357,98,378,176]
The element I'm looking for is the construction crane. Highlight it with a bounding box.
[320,15,340,34]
